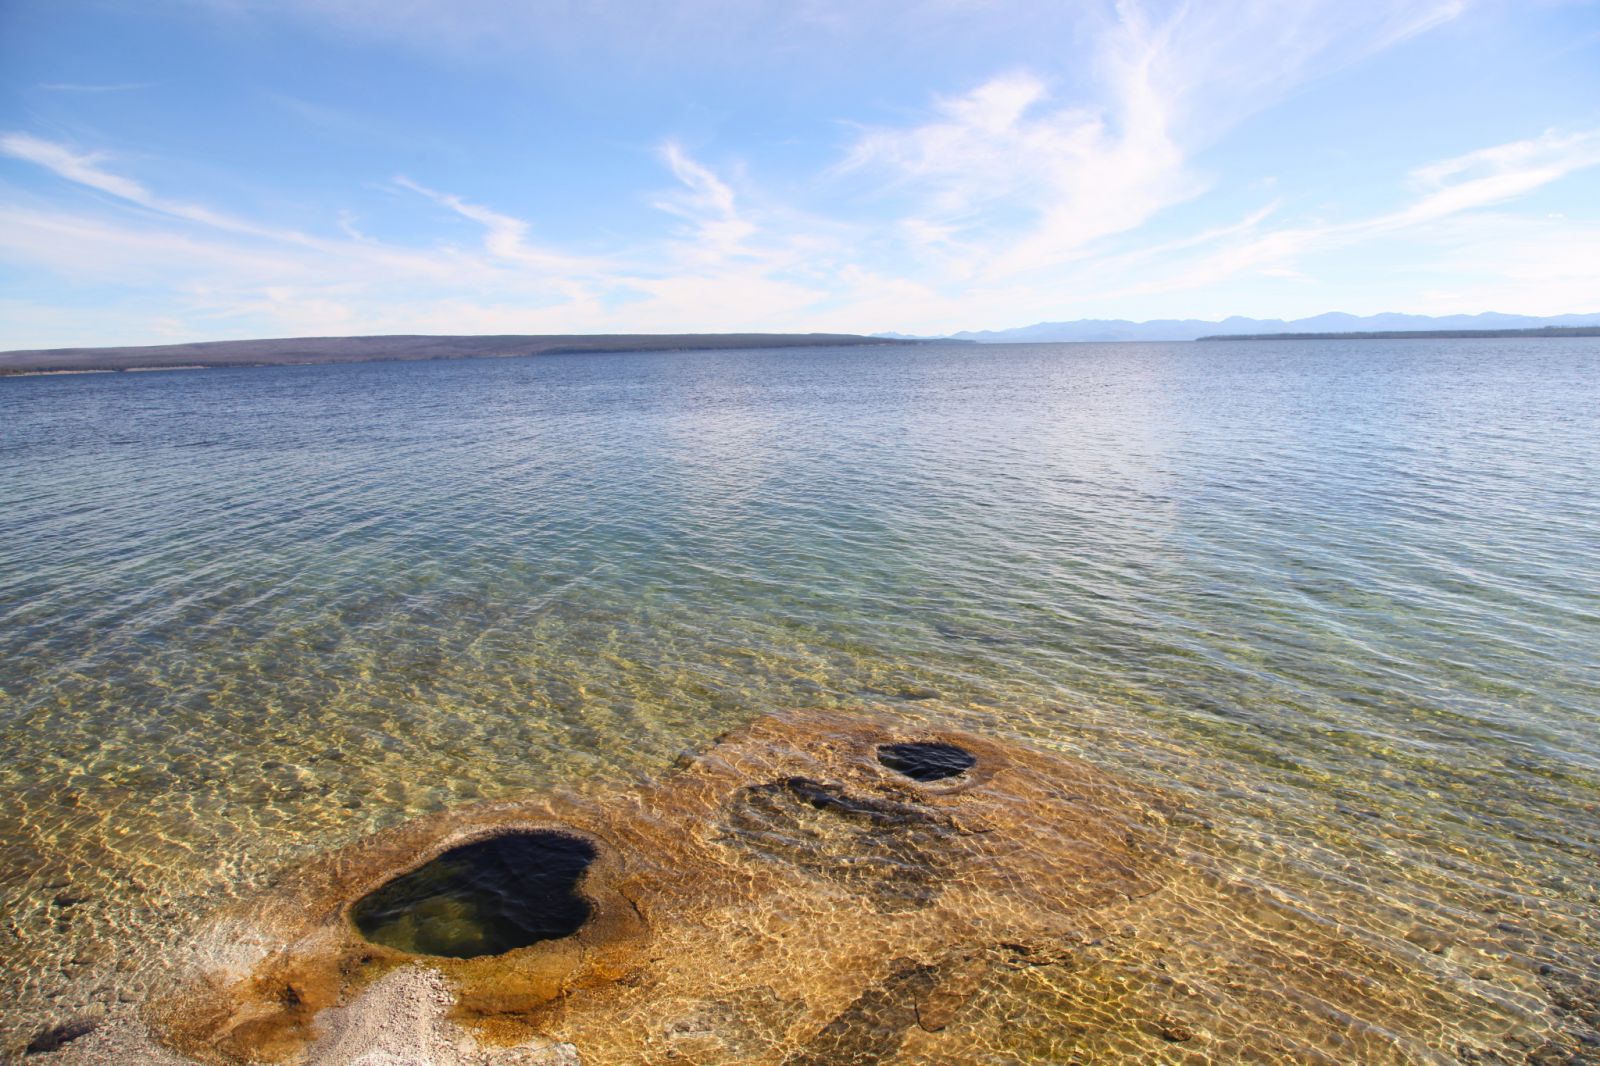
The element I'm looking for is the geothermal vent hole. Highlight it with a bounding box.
[350,831,595,959]
[876,741,976,782]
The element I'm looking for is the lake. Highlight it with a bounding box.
[2,339,1597,1061]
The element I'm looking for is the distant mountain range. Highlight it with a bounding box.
[884,311,1600,343]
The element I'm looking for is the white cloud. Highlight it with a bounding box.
[393,175,600,273]
[1099,126,1600,302]
[0,135,842,344]
[1,132,306,241]
[836,0,1470,282]
[0,133,566,289]
[841,68,1192,277]
[654,142,757,264]
[1398,129,1600,226]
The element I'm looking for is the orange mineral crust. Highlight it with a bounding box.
[150,710,1552,1064]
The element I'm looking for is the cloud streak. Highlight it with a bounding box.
[1,132,316,242]
[655,142,757,264]
[826,0,1481,291]
[393,175,601,274]
[1089,126,1600,302]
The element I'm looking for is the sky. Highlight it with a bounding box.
[1,0,1598,348]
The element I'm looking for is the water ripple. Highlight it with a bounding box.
[1,339,1598,1060]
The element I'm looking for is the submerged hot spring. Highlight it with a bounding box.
[349,831,596,959]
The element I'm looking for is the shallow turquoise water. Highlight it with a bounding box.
[2,339,1598,1059]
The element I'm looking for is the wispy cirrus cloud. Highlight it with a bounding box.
[1086,126,1600,303]
[0,132,839,341]
[0,132,314,242]
[838,0,1473,283]
[393,175,602,274]
[0,134,569,321]
[839,66,1191,278]
[655,141,757,264]
[1399,129,1600,225]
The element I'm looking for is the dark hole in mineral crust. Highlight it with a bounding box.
[877,742,976,782]
[350,831,595,958]
[720,778,955,912]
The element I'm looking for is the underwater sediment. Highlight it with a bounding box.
[142,710,1585,1065]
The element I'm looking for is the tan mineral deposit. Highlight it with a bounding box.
[40,709,1558,1064]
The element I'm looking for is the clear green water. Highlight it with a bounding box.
[1,340,1597,1060]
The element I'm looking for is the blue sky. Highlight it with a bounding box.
[1,0,1598,347]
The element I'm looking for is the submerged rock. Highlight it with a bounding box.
[718,776,959,912]
[148,709,1550,1064]
[152,710,1166,1064]
[26,1019,98,1054]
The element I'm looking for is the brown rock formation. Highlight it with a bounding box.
[150,710,1172,1063]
